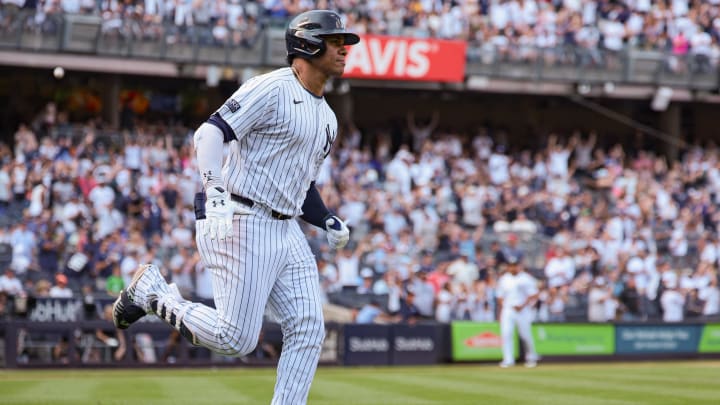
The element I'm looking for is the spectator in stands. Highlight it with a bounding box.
[497,233,523,265]
[699,275,720,319]
[398,290,421,324]
[33,279,52,298]
[470,279,495,322]
[546,286,568,322]
[660,279,685,322]
[37,223,62,276]
[336,241,368,291]
[356,267,375,295]
[407,268,435,318]
[0,267,24,297]
[0,161,10,214]
[406,110,439,152]
[372,270,402,315]
[167,246,196,297]
[588,276,612,322]
[355,299,390,324]
[104,264,124,297]
[619,277,643,321]
[544,246,575,289]
[9,221,34,276]
[447,250,479,289]
[49,273,73,298]
[317,255,340,297]
[434,282,454,323]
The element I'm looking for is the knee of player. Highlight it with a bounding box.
[216,326,260,356]
[220,336,258,357]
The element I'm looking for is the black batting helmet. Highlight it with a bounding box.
[285,10,360,63]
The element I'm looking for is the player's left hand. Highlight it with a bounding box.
[204,186,233,240]
[325,215,350,249]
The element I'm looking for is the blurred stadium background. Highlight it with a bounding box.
[2,0,720,395]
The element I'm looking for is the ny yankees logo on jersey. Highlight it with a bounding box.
[323,124,335,158]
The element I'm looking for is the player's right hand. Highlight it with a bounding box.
[204,186,233,240]
[325,215,350,250]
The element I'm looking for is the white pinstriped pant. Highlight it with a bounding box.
[188,212,325,405]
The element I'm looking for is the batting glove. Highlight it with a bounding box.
[204,186,233,240]
[325,215,350,250]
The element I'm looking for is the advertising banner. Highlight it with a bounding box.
[344,35,467,82]
[616,325,703,354]
[28,298,84,322]
[391,324,443,365]
[532,324,614,356]
[451,322,513,361]
[698,324,720,353]
[343,324,392,365]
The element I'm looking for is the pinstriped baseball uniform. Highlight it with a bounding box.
[222,68,337,216]
[178,67,337,405]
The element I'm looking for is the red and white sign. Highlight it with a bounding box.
[464,332,502,348]
[343,35,467,83]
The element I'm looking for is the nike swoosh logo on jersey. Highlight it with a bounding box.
[293,99,303,104]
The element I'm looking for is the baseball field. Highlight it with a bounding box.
[1,360,718,404]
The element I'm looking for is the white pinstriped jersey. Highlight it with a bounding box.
[216,67,338,216]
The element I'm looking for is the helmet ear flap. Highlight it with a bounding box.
[286,33,326,63]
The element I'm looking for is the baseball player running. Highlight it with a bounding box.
[496,254,540,368]
[112,10,358,405]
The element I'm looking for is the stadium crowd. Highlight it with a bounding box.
[1,100,719,326]
[2,0,720,69]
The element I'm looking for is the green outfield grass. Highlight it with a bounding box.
[1,361,719,405]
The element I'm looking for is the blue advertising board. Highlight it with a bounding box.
[343,324,392,365]
[615,324,703,354]
[391,324,444,365]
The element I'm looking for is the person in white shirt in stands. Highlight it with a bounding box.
[699,276,720,318]
[660,279,685,323]
[0,268,24,297]
[49,274,73,298]
[488,145,510,186]
[544,246,575,289]
[435,282,455,323]
[496,254,540,368]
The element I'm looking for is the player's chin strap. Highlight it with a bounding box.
[152,295,199,346]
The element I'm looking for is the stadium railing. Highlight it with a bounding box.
[1,11,717,90]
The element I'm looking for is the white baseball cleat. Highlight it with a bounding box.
[112,264,173,329]
[499,362,514,368]
[525,360,537,368]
